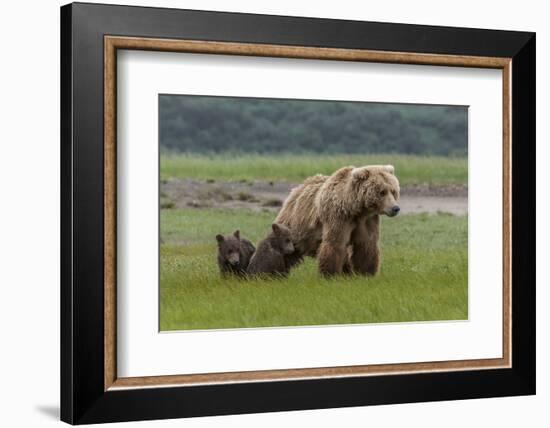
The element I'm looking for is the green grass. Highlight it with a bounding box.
[160,208,468,331]
[160,153,467,186]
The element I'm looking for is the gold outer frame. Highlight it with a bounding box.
[104,36,512,391]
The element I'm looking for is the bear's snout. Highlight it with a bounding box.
[385,205,400,217]
[284,242,295,255]
[227,253,240,265]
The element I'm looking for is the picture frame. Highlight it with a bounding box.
[60,2,535,424]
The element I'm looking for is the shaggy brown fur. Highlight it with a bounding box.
[276,165,400,276]
[247,223,298,277]
[215,230,255,277]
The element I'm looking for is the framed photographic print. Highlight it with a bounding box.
[60,2,535,424]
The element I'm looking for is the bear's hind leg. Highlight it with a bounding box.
[342,246,354,275]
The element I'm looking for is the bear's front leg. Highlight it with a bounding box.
[318,223,353,276]
[350,215,380,275]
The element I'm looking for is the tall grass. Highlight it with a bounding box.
[160,208,468,331]
[160,153,467,186]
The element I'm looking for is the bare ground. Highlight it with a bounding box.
[161,178,467,215]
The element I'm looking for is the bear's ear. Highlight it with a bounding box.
[233,230,240,240]
[271,223,281,235]
[215,234,224,243]
[351,166,370,181]
[384,165,395,174]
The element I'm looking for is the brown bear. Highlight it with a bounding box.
[215,230,255,277]
[247,223,298,277]
[275,165,400,276]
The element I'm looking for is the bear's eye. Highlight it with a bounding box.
[379,190,387,197]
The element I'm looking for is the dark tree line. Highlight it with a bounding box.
[159,95,468,156]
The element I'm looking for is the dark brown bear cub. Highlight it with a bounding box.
[215,230,255,277]
[247,223,298,277]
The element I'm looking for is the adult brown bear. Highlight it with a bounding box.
[275,165,400,276]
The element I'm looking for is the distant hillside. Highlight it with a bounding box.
[159,95,468,156]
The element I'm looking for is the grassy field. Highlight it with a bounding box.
[160,208,468,331]
[160,153,468,186]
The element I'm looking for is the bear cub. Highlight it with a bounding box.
[215,230,255,277]
[247,223,297,277]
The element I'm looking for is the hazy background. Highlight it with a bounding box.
[159,95,468,156]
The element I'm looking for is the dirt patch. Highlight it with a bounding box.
[399,183,467,197]
[161,179,468,215]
